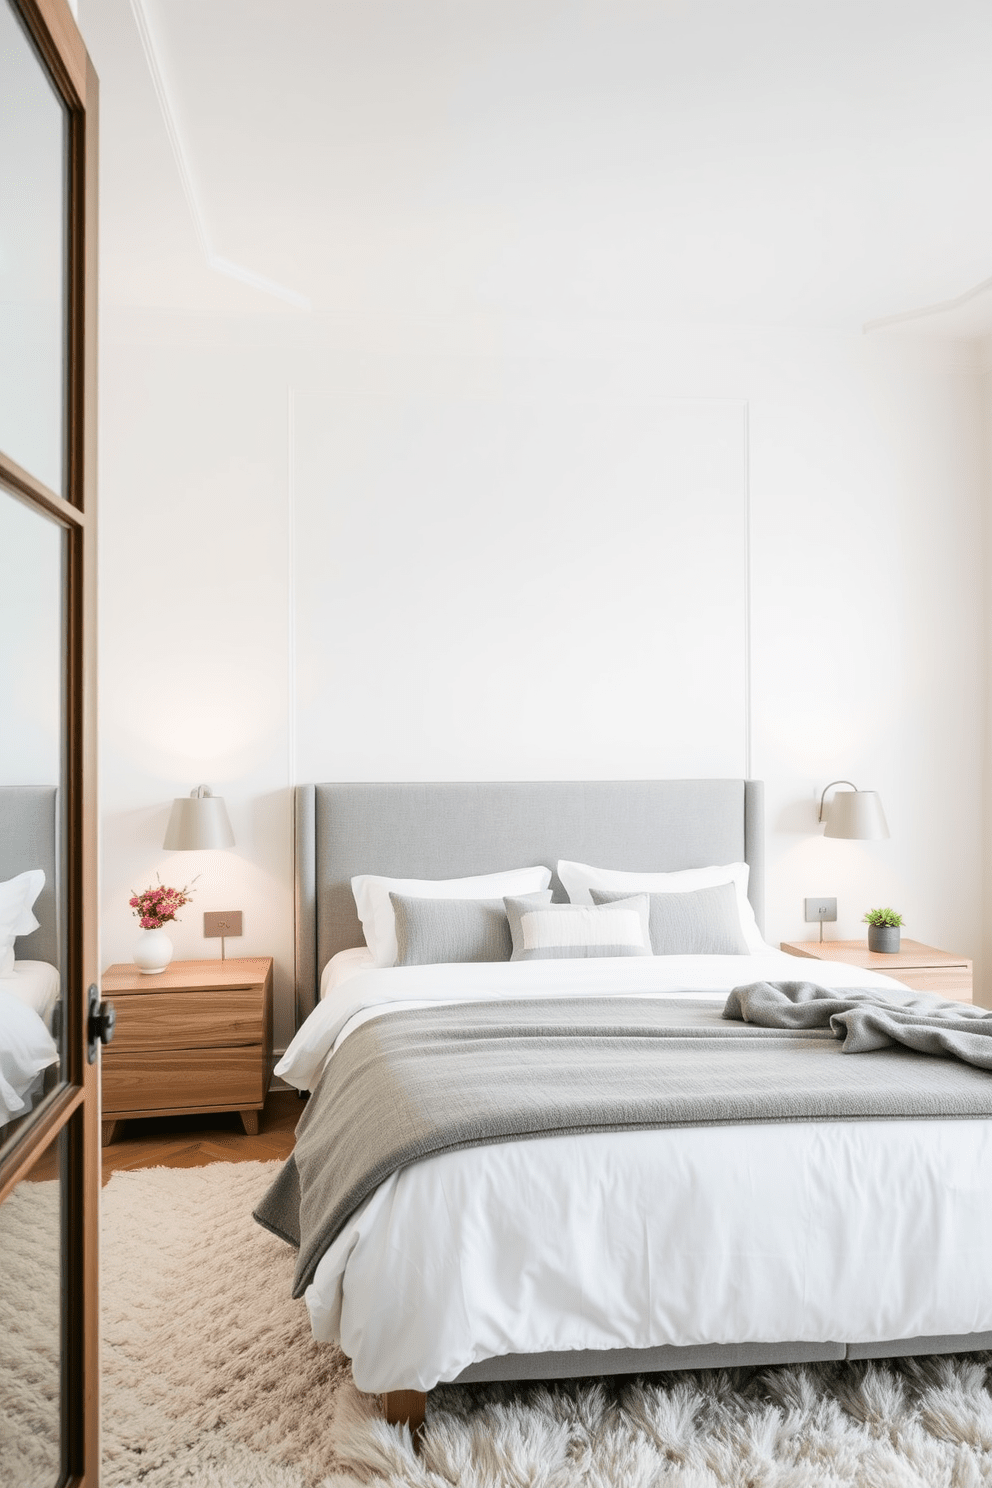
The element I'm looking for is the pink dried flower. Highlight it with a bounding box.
[130,876,196,930]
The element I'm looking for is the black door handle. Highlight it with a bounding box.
[87,984,116,1064]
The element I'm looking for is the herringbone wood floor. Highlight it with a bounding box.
[100,1089,301,1185]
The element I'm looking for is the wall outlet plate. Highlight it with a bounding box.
[804,897,837,924]
[204,910,243,939]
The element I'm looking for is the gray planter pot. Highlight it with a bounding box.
[868,924,900,954]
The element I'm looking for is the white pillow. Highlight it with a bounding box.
[352,866,553,968]
[504,894,652,962]
[556,860,766,952]
[0,870,46,978]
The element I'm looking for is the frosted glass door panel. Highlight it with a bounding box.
[0,0,68,497]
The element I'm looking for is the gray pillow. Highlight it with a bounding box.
[390,890,553,967]
[590,882,748,955]
[503,894,652,961]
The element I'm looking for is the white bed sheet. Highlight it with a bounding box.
[320,946,374,1000]
[279,953,992,1393]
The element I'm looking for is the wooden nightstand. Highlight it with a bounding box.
[780,939,972,1003]
[100,957,274,1146]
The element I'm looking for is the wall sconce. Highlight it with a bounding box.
[163,785,235,850]
[818,780,889,840]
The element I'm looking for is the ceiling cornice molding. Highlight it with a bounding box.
[863,272,992,338]
[128,0,311,311]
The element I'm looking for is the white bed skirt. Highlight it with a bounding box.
[307,1113,992,1392]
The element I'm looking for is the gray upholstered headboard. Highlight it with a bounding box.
[0,785,61,969]
[294,779,764,1025]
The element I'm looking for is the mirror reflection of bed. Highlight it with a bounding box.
[0,787,63,1144]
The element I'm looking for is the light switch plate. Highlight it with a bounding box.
[204,910,243,939]
[804,897,837,924]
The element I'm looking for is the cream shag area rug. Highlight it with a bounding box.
[1,1175,62,1486]
[102,1159,992,1488]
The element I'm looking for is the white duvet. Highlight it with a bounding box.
[276,952,992,1393]
[0,961,60,1127]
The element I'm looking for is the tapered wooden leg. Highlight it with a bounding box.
[383,1390,426,1435]
[240,1109,260,1135]
[101,1120,119,1147]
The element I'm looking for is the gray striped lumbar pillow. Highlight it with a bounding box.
[503,894,652,961]
[590,881,748,955]
[390,890,553,966]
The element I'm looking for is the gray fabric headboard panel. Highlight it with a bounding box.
[295,779,764,1025]
[0,786,60,969]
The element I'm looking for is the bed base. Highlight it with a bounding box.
[454,1331,992,1383]
[382,1331,992,1433]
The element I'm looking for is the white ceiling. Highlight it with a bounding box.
[79,0,992,336]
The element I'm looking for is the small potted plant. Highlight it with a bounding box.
[863,907,903,954]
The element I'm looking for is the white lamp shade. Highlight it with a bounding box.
[163,788,235,850]
[823,790,889,840]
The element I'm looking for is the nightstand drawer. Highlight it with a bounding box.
[110,987,264,1052]
[103,1048,265,1114]
[894,967,972,1002]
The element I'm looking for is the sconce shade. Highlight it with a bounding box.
[823,789,889,841]
[163,786,235,850]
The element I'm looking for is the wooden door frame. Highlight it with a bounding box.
[0,0,99,1483]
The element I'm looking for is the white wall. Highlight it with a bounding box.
[99,315,295,1040]
[98,310,989,1046]
[751,334,986,976]
[293,392,747,783]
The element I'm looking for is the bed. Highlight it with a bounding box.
[0,786,61,1133]
[266,778,992,1428]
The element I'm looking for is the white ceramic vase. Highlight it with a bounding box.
[132,926,174,975]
